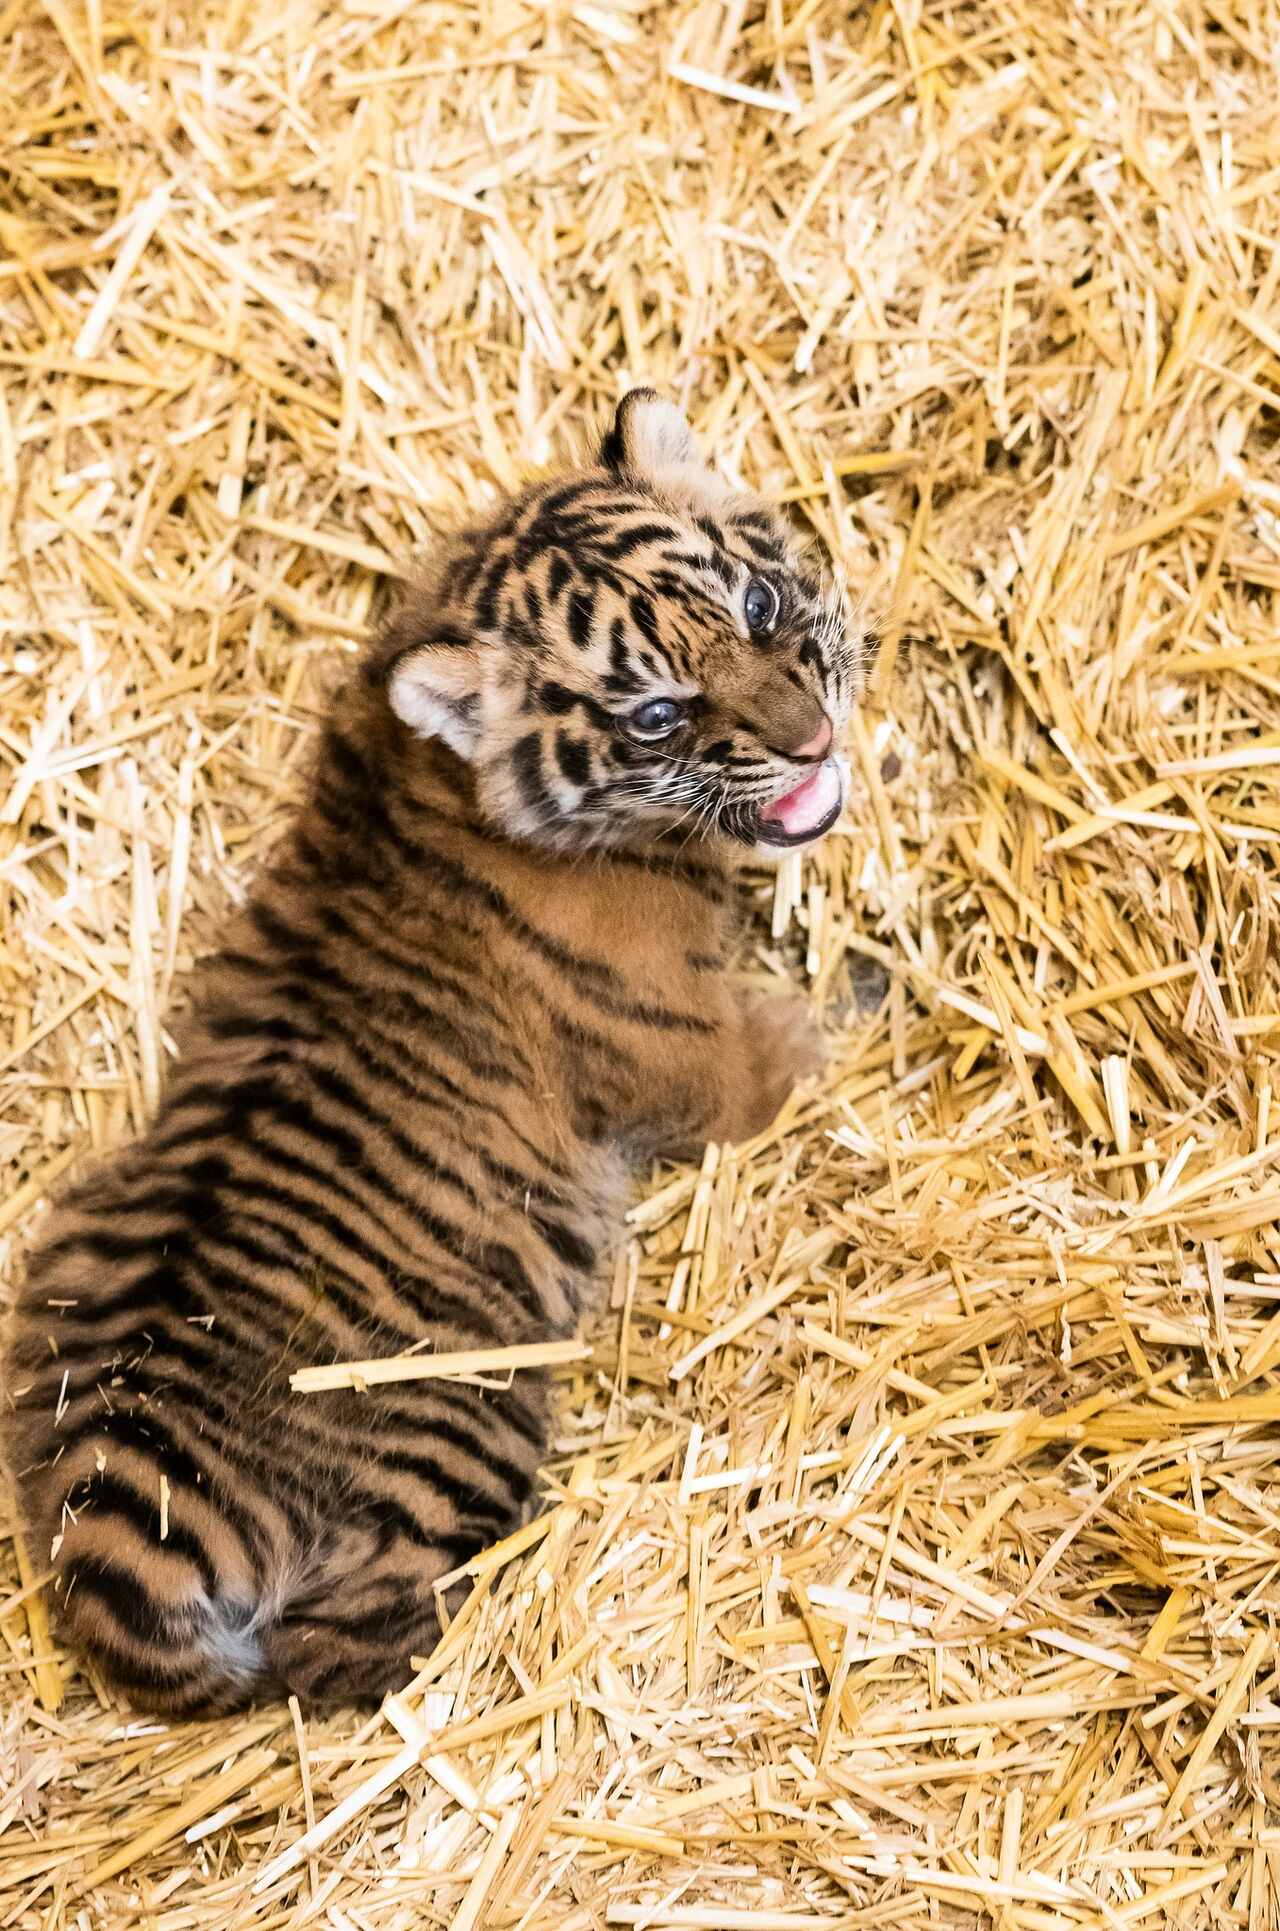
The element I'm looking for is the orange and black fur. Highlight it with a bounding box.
[5,392,865,1711]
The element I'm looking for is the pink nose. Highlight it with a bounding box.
[792,715,833,761]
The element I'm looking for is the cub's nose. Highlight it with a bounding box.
[790,713,833,762]
[753,676,834,761]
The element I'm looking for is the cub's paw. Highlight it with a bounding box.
[744,988,827,1081]
[723,990,827,1141]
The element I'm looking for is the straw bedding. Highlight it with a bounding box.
[2,0,1280,1923]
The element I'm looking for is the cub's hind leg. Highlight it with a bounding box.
[264,1378,548,1706]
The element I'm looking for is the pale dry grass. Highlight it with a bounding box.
[2,0,1280,1925]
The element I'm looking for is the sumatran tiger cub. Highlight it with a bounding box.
[6,391,866,1712]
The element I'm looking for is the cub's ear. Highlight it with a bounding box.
[601,387,701,479]
[387,634,482,758]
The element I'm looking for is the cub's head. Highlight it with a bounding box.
[374,389,869,854]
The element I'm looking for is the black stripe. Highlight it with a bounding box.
[510,733,548,815]
[628,590,660,647]
[595,521,676,558]
[305,1053,566,1213]
[540,680,575,715]
[246,897,318,959]
[345,1478,509,1546]
[64,1553,195,1648]
[221,943,528,1093]
[204,1009,324,1049]
[69,1058,556,1343]
[604,616,647,696]
[478,554,515,633]
[555,731,591,788]
[376,1433,528,1515]
[380,1400,532,1488]
[434,1525,494,1565]
[528,1212,596,1272]
[204,1136,546,1331]
[70,1471,221,1592]
[168,1075,473,1286]
[423,1374,547,1453]
[566,587,594,650]
[546,552,571,604]
[190,1210,411,1353]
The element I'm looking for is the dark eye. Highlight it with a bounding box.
[744,576,778,633]
[626,697,686,740]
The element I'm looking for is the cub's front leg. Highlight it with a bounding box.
[648,985,826,1158]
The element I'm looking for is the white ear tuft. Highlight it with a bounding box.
[603,388,701,479]
[388,645,481,758]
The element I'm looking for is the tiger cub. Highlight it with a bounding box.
[5,391,862,1712]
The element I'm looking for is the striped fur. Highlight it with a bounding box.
[4,393,864,1711]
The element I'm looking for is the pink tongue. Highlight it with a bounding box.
[760,759,842,838]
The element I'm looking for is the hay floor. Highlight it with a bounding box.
[3,0,1280,1923]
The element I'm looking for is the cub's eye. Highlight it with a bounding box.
[626,697,686,740]
[743,576,779,633]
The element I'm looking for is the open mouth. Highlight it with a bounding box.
[756,756,845,848]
